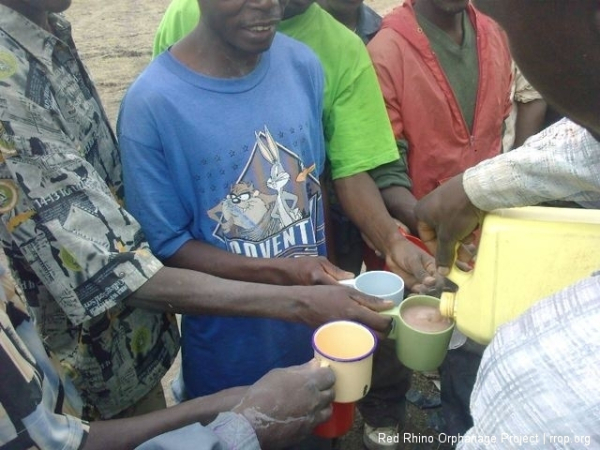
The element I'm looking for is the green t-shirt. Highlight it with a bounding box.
[152,2,399,180]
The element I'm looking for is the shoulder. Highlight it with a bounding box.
[161,0,199,25]
[124,54,172,100]
[314,6,364,41]
[471,6,509,47]
[368,27,408,59]
[271,33,322,68]
[119,54,175,123]
[372,3,418,50]
[470,7,511,64]
[318,7,366,52]
[358,4,382,42]
[285,4,367,54]
[380,2,416,29]
[362,4,382,21]
[268,34,324,102]
[153,0,199,56]
[0,33,31,93]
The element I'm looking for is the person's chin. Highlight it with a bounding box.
[241,27,278,50]
[246,36,278,55]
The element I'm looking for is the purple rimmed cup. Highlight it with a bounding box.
[312,320,378,403]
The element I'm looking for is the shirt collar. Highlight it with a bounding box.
[0,4,73,71]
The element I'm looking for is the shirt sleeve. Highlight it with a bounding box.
[369,139,412,190]
[1,287,89,450]
[463,118,600,211]
[367,29,406,146]
[0,90,163,326]
[117,84,195,260]
[458,274,600,449]
[326,39,399,180]
[513,65,543,104]
[135,413,260,450]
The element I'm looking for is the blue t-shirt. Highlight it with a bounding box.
[118,33,326,396]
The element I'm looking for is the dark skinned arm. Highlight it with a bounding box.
[380,185,418,234]
[164,239,349,286]
[513,98,547,148]
[125,266,394,338]
[369,141,418,233]
[334,172,437,291]
[84,359,336,450]
[84,387,248,450]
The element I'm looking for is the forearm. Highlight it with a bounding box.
[334,172,404,255]
[84,387,248,450]
[164,240,304,285]
[464,119,600,211]
[368,145,416,231]
[126,266,304,319]
[380,185,418,234]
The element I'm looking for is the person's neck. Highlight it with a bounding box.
[414,1,465,45]
[1,0,52,32]
[172,27,261,78]
[319,2,360,31]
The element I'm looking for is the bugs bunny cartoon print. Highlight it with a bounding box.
[208,127,321,255]
[256,127,303,228]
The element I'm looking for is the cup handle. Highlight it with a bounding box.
[379,305,400,339]
[338,278,356,288]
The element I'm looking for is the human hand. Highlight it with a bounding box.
[361,219,410,257]
[383,233,439,293]
[416,226,477,272]
[232,359,335,449]
[293,284,394,339]
[414,174,483,275]
[280,256,355,286]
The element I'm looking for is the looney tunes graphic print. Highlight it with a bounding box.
[208,127,324,258]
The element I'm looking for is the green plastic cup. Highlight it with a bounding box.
[381,295,454,371]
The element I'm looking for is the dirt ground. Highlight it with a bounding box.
[65,1,450,449]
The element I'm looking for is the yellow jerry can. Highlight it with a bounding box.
[440,206,600,344]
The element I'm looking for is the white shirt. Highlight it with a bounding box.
[465,118,600,211]
[458,274,600,449]
[459,117,600,449]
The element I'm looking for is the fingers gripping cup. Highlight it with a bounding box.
[312,321,377,438]
[381,295,455,372]
[312,321,377,401]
